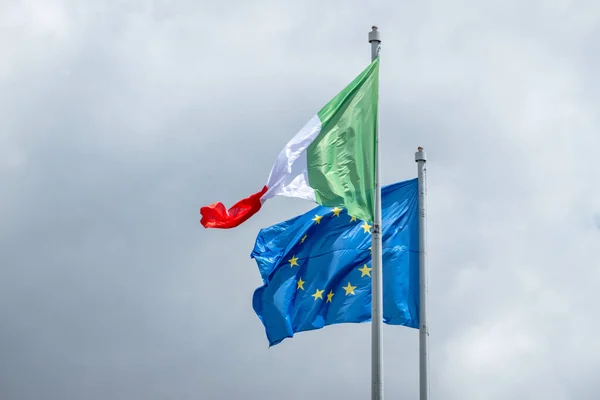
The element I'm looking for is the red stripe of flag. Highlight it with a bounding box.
[200,186,269,229]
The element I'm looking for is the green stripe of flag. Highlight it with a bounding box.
[307,57,379,222]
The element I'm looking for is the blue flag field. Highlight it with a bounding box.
[251,178,420,346]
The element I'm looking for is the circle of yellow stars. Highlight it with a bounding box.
[288,206,374,305]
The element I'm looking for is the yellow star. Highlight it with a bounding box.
[297,277,305,290]
[312,288,324,300]
[343,282,357,296]
[358,264,372,277]
[350,215,357,222]
[288,255,299,267]
[312,214,323,224]
[361,221,371,233]
[326,290,335,303]
[332,207,342,217]
[300,234,308,243]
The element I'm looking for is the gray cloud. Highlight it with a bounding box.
[1,0,600,399]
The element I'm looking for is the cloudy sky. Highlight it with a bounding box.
[2,0,600,399]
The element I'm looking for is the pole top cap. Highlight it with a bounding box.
[369,26,381,43]
[415,146,427,162]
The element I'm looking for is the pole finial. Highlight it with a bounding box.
[368,26,381,44]
[415,146,427,162]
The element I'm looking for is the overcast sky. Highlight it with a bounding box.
[1,0,600,399]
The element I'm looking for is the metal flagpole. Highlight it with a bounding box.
[368,25,383,400]
[415,146,430,400]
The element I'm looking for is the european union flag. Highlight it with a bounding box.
[251,178,419,346]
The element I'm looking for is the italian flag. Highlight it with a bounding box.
[201,58,379,228]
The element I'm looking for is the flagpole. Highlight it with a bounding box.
[415,146,430,400]
[368,25,383,400]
